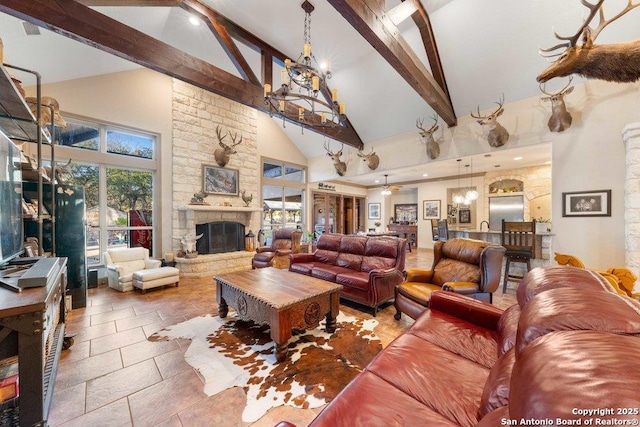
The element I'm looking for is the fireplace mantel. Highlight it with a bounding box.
[178,205,263,213]
[178,204,262,233]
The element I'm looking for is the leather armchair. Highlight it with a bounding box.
[252,228,302,269]
[394,238,505,320]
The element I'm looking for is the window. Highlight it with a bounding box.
[55,117,157,265]
[261,159,306,245]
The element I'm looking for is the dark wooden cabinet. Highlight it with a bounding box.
[388,224,417,250]
[0,258,68,426]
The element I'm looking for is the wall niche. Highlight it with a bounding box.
[488,179,523,194]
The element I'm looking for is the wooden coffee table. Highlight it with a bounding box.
[214,268,343,362]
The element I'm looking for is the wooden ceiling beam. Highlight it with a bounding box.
[406,0,453,112]
[180,0,260,86]
[327,0,457,126]
[77,0,181,6]
[0,0,363,148]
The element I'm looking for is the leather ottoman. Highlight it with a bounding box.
[132,267,179,294]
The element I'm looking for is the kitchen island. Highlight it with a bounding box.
[448,228,554,267]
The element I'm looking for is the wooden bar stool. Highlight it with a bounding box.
[501,219,536,292]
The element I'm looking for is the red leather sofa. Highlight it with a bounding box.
[278,265,640,426]
[289,233,406,315]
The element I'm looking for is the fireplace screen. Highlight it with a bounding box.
[195,221,246,254]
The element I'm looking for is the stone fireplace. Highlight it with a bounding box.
[171,79,260,278]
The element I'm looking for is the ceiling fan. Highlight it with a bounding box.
[380,174,402,195]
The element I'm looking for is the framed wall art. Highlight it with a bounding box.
[562,189,611,217]
[394,204,418,222]
[423,200,441,220]
[459,208,471,223]
[203,165,239,196]
[368,202,381,220]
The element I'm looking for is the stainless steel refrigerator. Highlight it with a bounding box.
[489,195,524,230]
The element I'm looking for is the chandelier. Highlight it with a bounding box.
[381,174,392,196]
[263,1,345,129]
[465,158,479,201]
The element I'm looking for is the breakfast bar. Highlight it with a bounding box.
[447,228,554,268]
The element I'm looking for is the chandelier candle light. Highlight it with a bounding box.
[264,1,345,129]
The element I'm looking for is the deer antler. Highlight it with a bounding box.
[540,76,574,96]
[416,114,439,133]
[590,0,640,40]
[539,0,605,58]
[471,96,504,119]
[229,131,243,147]
[215,125,227,143]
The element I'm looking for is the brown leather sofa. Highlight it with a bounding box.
[395,238,505,320]
[289,233,406,315]
[277,265,640,426]
[252,228,302,269]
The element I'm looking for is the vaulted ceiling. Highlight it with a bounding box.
[1,0,639,185]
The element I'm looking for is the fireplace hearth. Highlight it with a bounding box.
[196,221,245,254]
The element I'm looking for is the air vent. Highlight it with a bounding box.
[22,22,41,36]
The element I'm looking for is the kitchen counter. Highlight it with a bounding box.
[448,228,554,261]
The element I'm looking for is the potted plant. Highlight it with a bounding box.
[535,217,551,233]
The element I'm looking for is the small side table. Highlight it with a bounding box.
[161,259,177,267]
[299,242,311,254]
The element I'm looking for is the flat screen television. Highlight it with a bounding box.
[0,131,24,265]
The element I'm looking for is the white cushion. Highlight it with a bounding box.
[133,267,179,281]
[106,247,149,263]
[116,260,146,276]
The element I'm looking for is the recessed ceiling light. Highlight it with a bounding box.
[189,16,201,26]
[374,180,380,183]
[422,173,428,177]
[514,156,523,161]
[545,161,552,165]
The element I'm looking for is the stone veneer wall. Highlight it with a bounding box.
[483,165,552,222]
[624,122,640,280]
[171,79,260,276]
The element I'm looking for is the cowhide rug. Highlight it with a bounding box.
[148,312,381,422]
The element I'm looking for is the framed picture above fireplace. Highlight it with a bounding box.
[203,165,239,196]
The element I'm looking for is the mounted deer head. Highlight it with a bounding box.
[356,147,380,170]
[470,95,510,147]
[538,0,640,83]
[540,76,575,132]
[324,140,347,176]
[214,125,243,167]
[416,114,441,160]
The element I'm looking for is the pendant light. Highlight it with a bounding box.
[465,157,479,201]
[452,159,466,204]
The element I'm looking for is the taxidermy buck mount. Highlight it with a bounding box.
[540,76,575,132]
[214,125,243,167]
[416,114,441,160]
[537,0,640,83]
[324,140,347,176]
[357,147,380,170]
[470,95,510,147]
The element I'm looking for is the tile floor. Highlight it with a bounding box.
[48,248,517,427]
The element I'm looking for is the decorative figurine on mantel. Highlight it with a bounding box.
[190,191,209,205]
[241,190,253,207]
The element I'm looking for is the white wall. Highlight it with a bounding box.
[256,113,307,165]
[551,80,639,269]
